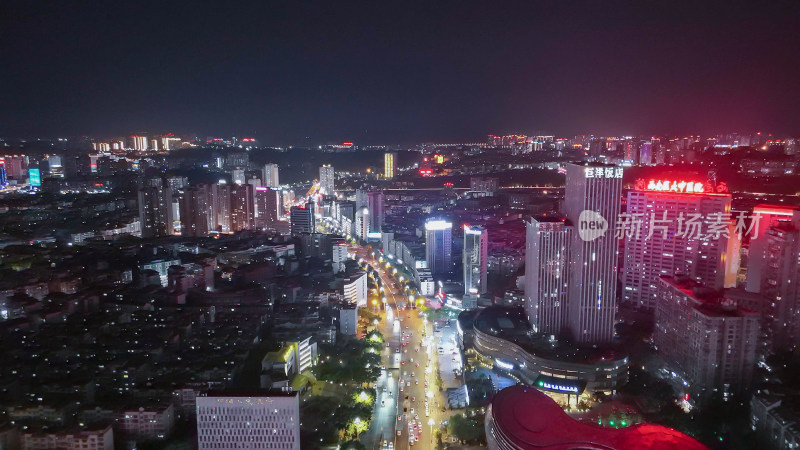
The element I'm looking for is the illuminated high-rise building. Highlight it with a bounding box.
[262,163,280,188]
[138,178,174,238]
[384,152,396,179]
[179,184,213,237]
[231,168,245,186]
[229,184,254,232]
[745,204,800,293]
[622,179,733,309]
[524,217,572,336]
[356,189,384,233]
[132,136,148,151]
[355,206,370,240]
[319,165,334,195]
[0,159,6,187]
[290,203,315,235]
[463,225,488,295]
[255,187,282,229]
[425,219,452,276]
[654,276,759,396]
[755,208,800,351]
[563,163,623,344]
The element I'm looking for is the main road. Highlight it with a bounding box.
[353,244,450,450]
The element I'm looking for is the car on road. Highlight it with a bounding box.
[415,380,418,384]
[411,396,415,401]
[396,430,402,436]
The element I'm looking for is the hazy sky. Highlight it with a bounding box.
[2,0,799,144]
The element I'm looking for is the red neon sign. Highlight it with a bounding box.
[343,142,354,146]
[419,168,433,176]
[635,178,721,194]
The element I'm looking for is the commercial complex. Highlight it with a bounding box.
[485,386,705,450]
[458,307,628,398]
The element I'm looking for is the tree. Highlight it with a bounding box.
[340,440,366,450]
[448,413,482,442]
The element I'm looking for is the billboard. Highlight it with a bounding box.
[28,168,41,186]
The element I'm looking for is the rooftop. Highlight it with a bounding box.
[490,385,706,450]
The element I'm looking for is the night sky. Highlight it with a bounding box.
[2,1,799,144]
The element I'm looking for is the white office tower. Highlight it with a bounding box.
[319,165,334,195]
[524,217,572,336]
[425,219,453,276]
[355,206,370,240]
[622,183,732,309]
[356,189,385,233]
[343,271,368,307]
[463,225,488,295]
[231,168,245,186]
[196,393,300,450]
[262,163,280,188]
[563,164,623,344]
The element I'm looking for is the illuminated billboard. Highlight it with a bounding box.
[28,168,41,186]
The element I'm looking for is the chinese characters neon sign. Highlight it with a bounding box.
[635,179,729,194]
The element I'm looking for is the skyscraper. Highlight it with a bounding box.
[355,207,370,240]
[622,179,732,309]
[524,217,572,336]
[229,184,254,232]
[745,204,800,293]
[425,219,452,276]
[255,187,282,229]
[262,163,280,188]
[196,393,300,450]
[758,209,800,351]
[463,225,488,295]
[138,178,174,238]
[356,189,384,233]
[179,184,213,237]
[319,165,334,195]
[384,152,396,179]
[132,135,148,151]
[290,203,315,235]
[564,163,623,344]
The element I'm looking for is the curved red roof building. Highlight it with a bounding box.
[485,385,706,450]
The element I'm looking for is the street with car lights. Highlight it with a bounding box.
[351,244,452,450]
